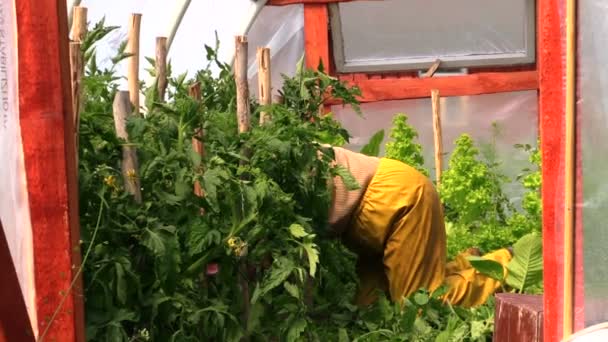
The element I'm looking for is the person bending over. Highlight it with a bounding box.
[325,145,511,307]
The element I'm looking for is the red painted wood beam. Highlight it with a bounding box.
[16,0,84,341]
[269,0,358,5]
[538,0,585,336]
[329,71,538,103]
[0,220,35,342]
[303,3,330,72]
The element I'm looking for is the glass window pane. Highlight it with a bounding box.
[330,0,535,72]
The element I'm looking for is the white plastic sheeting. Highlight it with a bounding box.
[332,91,538,202]
[580,0,608,328]
[75,0,304,95]
[0,0,37,333]
[332,0,535,72]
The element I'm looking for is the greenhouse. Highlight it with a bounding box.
[1,0,607,341]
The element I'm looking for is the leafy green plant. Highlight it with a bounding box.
[468,232,543,294]
[359,129,385,157]
[384,114,429,176]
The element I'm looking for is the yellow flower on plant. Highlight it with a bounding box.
[126,169,137,182]
[104,175,117,188]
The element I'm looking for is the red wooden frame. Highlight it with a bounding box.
[298,1,538,102]
[16,0,84,341]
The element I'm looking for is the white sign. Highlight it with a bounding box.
[0,0,38,334]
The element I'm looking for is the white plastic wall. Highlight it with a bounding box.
[332,90,539,202]
[76,1,304,96]
[580,0,608,327]
[0,0,37,333]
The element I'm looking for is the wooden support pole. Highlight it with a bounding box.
[563,0,577,337]
[156,37,168,102]
[70,6,87,42]
[257,47,272,125]
[234,35,251,340]
[431,89,443,187]
[113,91,142,203]
[189,82,205,200]
[69,42,83,163]
[235,36,250,134]
[127,13,142,116]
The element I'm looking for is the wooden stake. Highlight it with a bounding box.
[69,42,83,164]
[563,0,577,336]
[235,36,250,134]
[189,82,205,199]
[113,91,142,203]
[156,37,168,102]
[234,35,251,340]
[70,6,87,42]
[257,47,272,125]
[431,89,443,187]
[127,13,142,116]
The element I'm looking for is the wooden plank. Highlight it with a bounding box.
[16,0,84,340]
[257,47,272,125]
[330,71,538,103]
[538,0,568,339]
[494,293,544,342]
[303,4,330,72]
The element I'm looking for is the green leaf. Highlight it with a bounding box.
[252,257,295,304]
[435,331,450,342]
[284,282,300,299]
[286,317,307,342]
[141,228,166,256]
[338,328,350,342]
[289,223,308,238]
[413,292,430,306]
[247,301,265,334]
[467,256,506,282]
[360,129,385,157]
[506,233,543,292]
[302,242,319,277]
[333,165,361,191]
[115,263,127,305]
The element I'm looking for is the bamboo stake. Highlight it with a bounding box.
[234,35,251,340]
[127,14,142,116]
[563,0,577,337]
[431,89,443,187]
[113,91,142,203]
[156,37,168,102]
[70,6,87,43]
[235,36,251,133]
[257,47,272,125]
[69,42,83,163]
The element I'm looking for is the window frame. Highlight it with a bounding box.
[328,1,537,73]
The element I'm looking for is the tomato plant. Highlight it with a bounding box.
[75,20,542,341]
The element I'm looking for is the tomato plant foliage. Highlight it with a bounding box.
[77,22,541,341]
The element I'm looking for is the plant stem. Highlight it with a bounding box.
[38,197,105,342]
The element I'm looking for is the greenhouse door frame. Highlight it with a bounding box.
[268,0,582,341]
[13,0,85,341]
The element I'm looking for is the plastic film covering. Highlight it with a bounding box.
[334,0,534,70]
[331,91,538,202]
[0,0,37,331]
[77,1,304,93]
[580,0,608,327]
